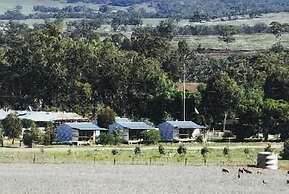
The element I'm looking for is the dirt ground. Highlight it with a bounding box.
[0,164,288,194]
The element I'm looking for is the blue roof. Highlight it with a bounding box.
[165,121,206,129]
[65,122,107,131]
[118,122,154,130]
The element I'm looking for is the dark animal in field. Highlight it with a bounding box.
[243,168,252,174]
[238,168,244,174]
[222,168,230,173]
[237,172,241,179]
[287,171,289,175]
[287,180,289,184]
[262,180,267,184]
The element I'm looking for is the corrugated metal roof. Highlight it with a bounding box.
[166,121,206,129]
[118,122,154,130]
[65,122,106,131]
[0,109,86,122]
[0,109,10,120]
[115,117,131,122]
[18,111,55,122]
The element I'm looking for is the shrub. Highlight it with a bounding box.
[177,144,187,155]
[264,143,273,152]
[99,132,122,145]
[223,147,230,156]
[201,147,209,165]
[280,139,289,159]
[244,148,250,155]
[98,133,113,145]
[143,129,160,144]
[158,145,165,155]
[134,146,141,155]
[31,123,44,144]
[112,149,119,156]
[111,131,122,145]
[22,130,32,148]
[0,127,4,147]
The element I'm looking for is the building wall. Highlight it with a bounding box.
[159,122,174,141]
[56,124,73,142]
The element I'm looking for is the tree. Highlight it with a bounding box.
[43,122,55,145]
[97,107,116,129]
[280,139,289,159]
[201,73,243,130]
[142,129,160,144]
[261,99,289,141]
[217,25,237,49]
[2,113,22,144]
[264,68,289,101]
[21,119,34,129]
[31,122,42,144]
[0,127,4,147]
[67,19,101,40]
[233,89,263,140]
[270,22,283,41]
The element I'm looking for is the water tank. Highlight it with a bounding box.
[257,152,278,170]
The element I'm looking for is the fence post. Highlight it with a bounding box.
[114,158,116,165]
[149,157,152,165]
[33,153,36,164]
[185,158,187,166]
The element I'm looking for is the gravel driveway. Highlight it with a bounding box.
[0,164,288,194]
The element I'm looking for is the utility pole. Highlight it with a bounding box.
[183,62,186,121]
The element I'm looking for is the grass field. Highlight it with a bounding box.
[172,33,289,50]
[0,0,102,14]
[142,12,289,27]
[0,143,288,169]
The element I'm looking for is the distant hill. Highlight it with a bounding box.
[65,0,289,19]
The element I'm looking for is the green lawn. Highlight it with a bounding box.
[0,144,288,169]
[172,33,289,50]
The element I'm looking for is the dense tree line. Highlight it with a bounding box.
[178,23,289,36]
[67,0,289,19]
[3,0,289,21]
[1,18,289,141]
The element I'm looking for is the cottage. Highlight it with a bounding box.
[56,122,107,145]
[158,121,206,142]
[109,121,156,143]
